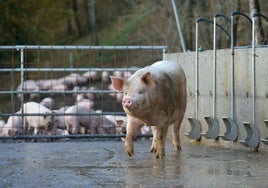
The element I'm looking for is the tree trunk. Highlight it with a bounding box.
[249,0,267,45]
[233,0,240,46]
[89,0,98,45]
[72,0,82,37]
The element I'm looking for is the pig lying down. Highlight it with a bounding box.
[110,60,187,158]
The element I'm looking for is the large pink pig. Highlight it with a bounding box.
[23,102,55,135]
[110,60,187,158]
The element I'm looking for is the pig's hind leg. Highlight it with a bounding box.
[172,119,182,151]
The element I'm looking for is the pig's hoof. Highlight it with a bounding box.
[173,143,182,151]
[124,142,135,157]
[155,151,165,159]
[150,142,157,153]
[126,150,135,157]
[150,146,157,153]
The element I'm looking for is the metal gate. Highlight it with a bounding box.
[0,45,167,140]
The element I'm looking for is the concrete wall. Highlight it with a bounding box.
[164,48,268,151]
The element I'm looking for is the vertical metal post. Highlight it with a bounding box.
[195,19,199,119]
[230,15,235,120]
[252,16,256,127]
[171,0,187,52]
[20,49,24,133]
[162,47,166,60]
[213,16,217,118]
[236,11,259,149]
[184,19,202,141]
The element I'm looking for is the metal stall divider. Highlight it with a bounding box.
[202,13,231,140]
[220,12,239,141]
[232,12,260,149]
[185,18,202,141]
[250,13,268,145]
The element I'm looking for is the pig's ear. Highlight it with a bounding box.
[110,76,125,92]
[141,72,154,87]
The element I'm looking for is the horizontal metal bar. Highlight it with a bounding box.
[0,133,153,140]
[0,67,140,72]
[0,89,117,94]
[0,45,167,50]
[0,112,126,117]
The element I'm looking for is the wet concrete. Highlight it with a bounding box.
[1,140,268,188]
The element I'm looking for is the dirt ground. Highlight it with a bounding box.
[1,139,268,188]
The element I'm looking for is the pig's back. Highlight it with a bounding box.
[150,60,185,79]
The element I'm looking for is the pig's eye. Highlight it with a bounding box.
[138,90,144,94]
[124,91,128,95]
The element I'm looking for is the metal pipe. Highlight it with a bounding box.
[235,11,260,149]
[252,13,268,22]
[230,14,235,120]
[0,89,118,95]
[0,112,126,117]
[0,133,153,140]
[184,18,202,141]
[20,49,24,132]
[171,0,187,52]
[0,67,140,72]
[213,16,217,118]
[251,12,268,127]
[232,11,252,23]
[0,45,168,50]
[252,15,256,127]
[195,18,200,119]
[196,18,231,39]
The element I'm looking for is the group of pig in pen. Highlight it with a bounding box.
[0,45,166,141]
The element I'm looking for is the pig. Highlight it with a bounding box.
[40,97,54,109]
[38,79,61,90]
[52,107,68,130]
[0,120,5,127]
[65,105,117,134]
[64,73,88,86]
[110,60,187,158]
[2,111,23,136]
[23,102,55,135]
[83,71,100,82]
[0,119,13,137]
[76,98,94,110]
[17,80,39,100]
[86,86,102,100]
[102,71,110,83]
[105,115,127,134]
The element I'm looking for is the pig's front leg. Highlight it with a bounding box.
[124,116,144,157]
[150,125,169,158]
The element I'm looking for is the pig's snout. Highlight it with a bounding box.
[122,98,132,107]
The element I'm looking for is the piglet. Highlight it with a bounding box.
[110,60,187,158]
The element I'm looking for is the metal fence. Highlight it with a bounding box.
[0,45,167,140]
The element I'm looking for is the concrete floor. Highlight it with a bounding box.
[0,139,268,188]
